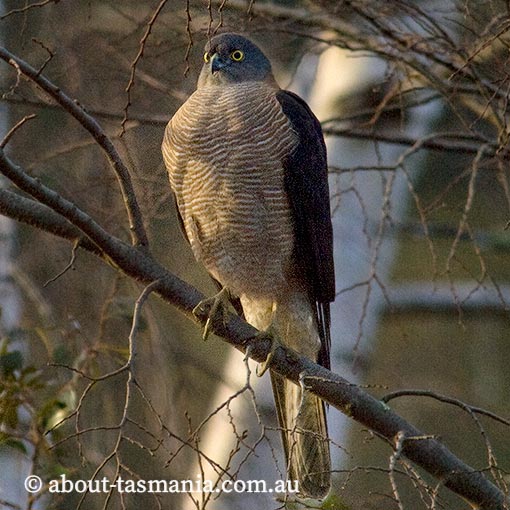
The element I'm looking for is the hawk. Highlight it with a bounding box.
[162,33,335,499]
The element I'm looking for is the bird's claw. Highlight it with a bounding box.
[255,327,281,377]
[192,287,230,341]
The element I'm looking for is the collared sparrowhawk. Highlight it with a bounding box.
[161,33,335,499]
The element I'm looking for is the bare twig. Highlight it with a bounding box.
[389,431,406,510]
[381,390,510,428]
[445,146,486,321]
[0,499,22,510]
[382,389,510,495]
[0,0,60,20]
[0,113,36,148]
[121,0,169,134]
[322,125,500,159]
[31,38,54,75]
[184,0,193,76]
[43,239,79,287]
[126,280,162,375]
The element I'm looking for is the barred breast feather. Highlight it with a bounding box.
[162,82,298,301]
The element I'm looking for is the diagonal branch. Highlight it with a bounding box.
[0,45,148,248]
[0,151,507,510]
[0,188,103,256]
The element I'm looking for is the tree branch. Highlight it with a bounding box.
[381,389,510,428]
[0,151,507,510]
[0,95,170,125]
[0,188,103,256]
[322,125,503,159]
[0,45,149,248]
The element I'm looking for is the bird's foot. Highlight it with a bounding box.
[254,325,282,377]
[193,287,231,341]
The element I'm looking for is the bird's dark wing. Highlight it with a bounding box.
[276,90,335,370]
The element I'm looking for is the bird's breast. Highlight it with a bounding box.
[163,82,299,299]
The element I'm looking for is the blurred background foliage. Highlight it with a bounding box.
[0,1,509,509]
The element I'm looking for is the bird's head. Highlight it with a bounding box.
[197,33,274,88]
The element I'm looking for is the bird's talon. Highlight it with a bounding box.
[192,301,207,317]
[193,288,230,341]
[255,331,280,377]
[202,317,213,341]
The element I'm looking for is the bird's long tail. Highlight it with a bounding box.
[270,371,330,499]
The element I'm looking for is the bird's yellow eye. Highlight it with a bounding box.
[204,52,210,63]
[230,50,244,62]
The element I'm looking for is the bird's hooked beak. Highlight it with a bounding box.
[210,53,227,73]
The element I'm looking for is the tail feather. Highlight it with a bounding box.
[240,293,331,498]
[271,372,330,499]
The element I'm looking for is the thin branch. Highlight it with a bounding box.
[0,499,22,510]
[184,0,194,76]
[0,95,169,125]
[126,280,162,375]
[381,390,510,428]
[0,114,36,148]
[389,431,406,510]
[122,0,169,134]
[43,239,79,287]
[0,46,148,248]
[322,125,502,158]
[31,38,54,75]
[0,0,60,20]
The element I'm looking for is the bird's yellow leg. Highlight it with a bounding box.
[192,287,231,341]
[255,302,282,377]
